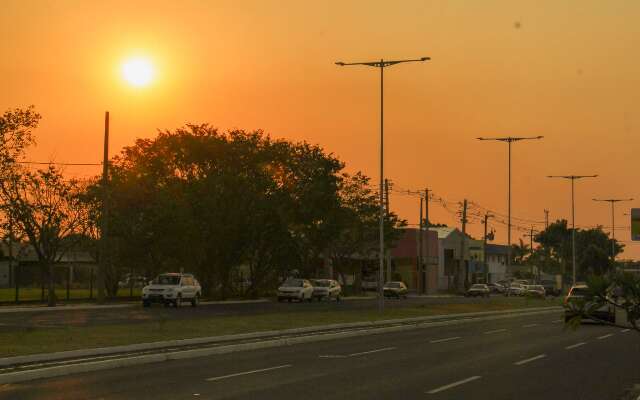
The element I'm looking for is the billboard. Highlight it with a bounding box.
[632,209,640,241]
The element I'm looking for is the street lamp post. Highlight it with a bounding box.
[592,198,633,262]
[547,175,598,286]
[477,136,543,274]
[336,57,430,311]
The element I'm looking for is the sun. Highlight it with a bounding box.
[122,57,154,87]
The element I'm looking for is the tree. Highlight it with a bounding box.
[0,166,89,306]
[511,238,530,265]
[567,273,640,333]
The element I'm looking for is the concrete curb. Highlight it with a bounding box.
[0,305,560,368]
[0,307,562,384]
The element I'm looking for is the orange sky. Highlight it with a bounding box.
[2,0,639,258]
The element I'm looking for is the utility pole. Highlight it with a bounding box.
[458,199,468,292]
[477,136,543,275]
[547,175,598,286]
[98,111,109,304]
[418,195,423,293]
[423,188,431,294]
[592,198,633,262]
[10,218,17,303]
[336,56,430,312]
[524,226,536,281]
[385,179,391,282]
[483,213,492,283]
[544,209,550,230]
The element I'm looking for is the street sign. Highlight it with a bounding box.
[632,209,640,241]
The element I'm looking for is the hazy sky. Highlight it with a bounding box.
[2,0,639,258]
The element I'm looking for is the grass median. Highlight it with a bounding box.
[1,297,561,358]
[0,288,142,303]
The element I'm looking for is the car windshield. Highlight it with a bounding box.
[283,279,303,287]
[153,275,180,285]
[311,280,330,287]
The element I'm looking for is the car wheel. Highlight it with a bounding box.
[142,300,150,307]
[191,294,200,307]
[175,296,182,308]
[287,298,292,303]
[336,294,341,302]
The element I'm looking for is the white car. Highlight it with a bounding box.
[277,278,314,302]
[311,279,342,301]
[506,282,526,296]
[142,273,201,308]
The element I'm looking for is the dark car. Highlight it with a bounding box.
[540,280,561,297]
[383,281,408,299]
[564,284,615,323]
[487,283,505,294]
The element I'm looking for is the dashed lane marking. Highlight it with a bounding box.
[426,376,482,394]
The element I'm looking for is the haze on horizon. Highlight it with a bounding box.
[1,0,639,258]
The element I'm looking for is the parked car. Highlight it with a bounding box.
[487,283,505,294]
[277,278,314,302]
[466,284,490,298]
[142,273,201,308]
[540,280,561,297]
[310,279,342,301]
[383,281,408,298]
[563,284,615,323]
[524,284,546,298]
[506,282,526,296]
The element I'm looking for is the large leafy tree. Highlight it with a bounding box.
[95,124,350,299]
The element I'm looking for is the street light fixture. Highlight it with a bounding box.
[592,198,634,262]
[476,136,543,274]
[336,56,430,311]
[547,175,598,286]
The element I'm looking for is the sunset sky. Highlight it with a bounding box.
[2,0,639,258]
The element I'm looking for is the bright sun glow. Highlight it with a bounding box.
[122,58,154,87]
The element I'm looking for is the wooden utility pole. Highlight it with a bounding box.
[384,179,391,282]
[97,111,109,304]
[458,199,468,292]
[483,213,492,283]
[423,188,431,294]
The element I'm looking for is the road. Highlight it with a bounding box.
[0,295,526,331]
[2,312,638,399]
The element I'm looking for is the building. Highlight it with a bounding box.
[484,243,508,283]
[390,228,439,293]
[429,227,469,291]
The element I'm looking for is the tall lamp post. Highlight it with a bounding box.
[547,175,598,286]
[592,198,633,262]
[476,136,543,273]
[336,57,430,311]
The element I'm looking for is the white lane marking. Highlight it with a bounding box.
[597,333,614,340]
[430,336,461,344]
[621,329,630,333]
[514,354,547,366]
[565,342,587,350]
[206,364,292,382]
[552,319,563,324]
[348,347,396,357]
[522,323,539,328]
[426,376,482,394]
[320,346,396,359]
[484,329,508,335]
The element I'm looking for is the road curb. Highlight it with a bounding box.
[0,307,561,384]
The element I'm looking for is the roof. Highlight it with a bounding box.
[428,227,459,239]
[485,243,509,255]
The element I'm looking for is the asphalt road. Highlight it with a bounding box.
[2,312,638,400]
[0,295,544,331]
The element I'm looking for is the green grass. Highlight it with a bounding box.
[0,297,560,357]
[0,288,142,303]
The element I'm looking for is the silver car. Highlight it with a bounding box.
[311,279,342,301]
